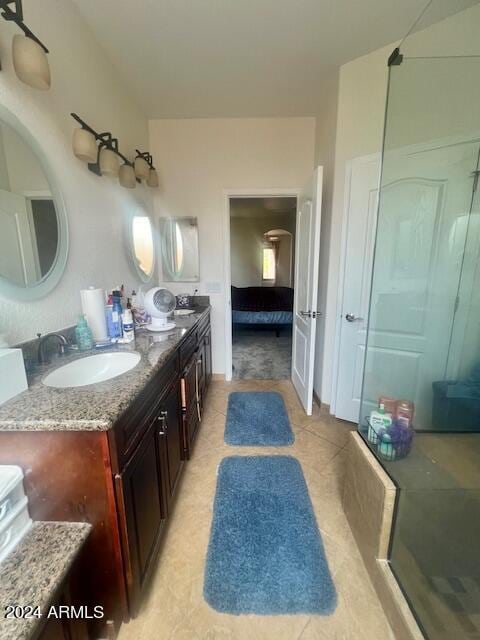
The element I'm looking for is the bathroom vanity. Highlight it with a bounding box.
[0,308,212,638]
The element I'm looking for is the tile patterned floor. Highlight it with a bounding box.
[118,379,395,640]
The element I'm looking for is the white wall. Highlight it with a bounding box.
[321,45,390,406]
[0,0,152,345]
[149,117,315,373]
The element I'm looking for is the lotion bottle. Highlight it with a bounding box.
[122,309,135,343]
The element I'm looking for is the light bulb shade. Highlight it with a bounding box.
[72,128,97,163]
[134,156,150,180]
[12,34,51,90]
[147,168,159,188]
[99,147,120,177]
[119,164,136,189]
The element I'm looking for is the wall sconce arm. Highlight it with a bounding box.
[0,0,49,53]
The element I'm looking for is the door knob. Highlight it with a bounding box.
[345,313,363,322]
[299,310,312,318]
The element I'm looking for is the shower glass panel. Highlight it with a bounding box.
[358,3,480,638]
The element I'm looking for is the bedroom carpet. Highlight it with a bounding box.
[232,330,292,379]
[204,455,337,615]
[225,391,294,446]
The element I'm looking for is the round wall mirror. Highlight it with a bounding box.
[129,213,155,282]
[0,109,68,301]
[159,216,199,282]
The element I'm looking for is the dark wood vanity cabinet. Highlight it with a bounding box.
[157,379,184,512]
[180,316,212,459]
[114,367,186,616]
[114,417,166,618]
[0,311,211,638]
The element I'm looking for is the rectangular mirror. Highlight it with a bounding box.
[159,216,199,282]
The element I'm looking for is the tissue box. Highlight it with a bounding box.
[0,349,28,405]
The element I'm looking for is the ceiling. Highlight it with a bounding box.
[230,198,296,218]
[73,0,479,119]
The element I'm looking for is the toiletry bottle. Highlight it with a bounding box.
[75,315,93,351]
[111,290,123,338]
[122,309,135,343]
[396,400,414,426]
[368,403,392,445]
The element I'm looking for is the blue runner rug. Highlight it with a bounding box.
[225,391,294,446]
[204,456,337,615]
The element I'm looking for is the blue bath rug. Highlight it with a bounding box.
[204,456,337,615]
[225,391,294,446]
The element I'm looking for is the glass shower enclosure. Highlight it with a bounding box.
[358,2,480,638]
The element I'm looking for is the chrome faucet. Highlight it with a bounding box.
[37,333,69,365]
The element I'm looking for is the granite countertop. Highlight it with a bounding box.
[0,521,91,640]
[0,307,210,432]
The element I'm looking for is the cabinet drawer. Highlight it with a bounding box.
[111,353,179,471]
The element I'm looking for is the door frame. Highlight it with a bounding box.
[223,187,301,381]
[330,130,480,418]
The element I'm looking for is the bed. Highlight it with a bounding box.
[231,286,294,335]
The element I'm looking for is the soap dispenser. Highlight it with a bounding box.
[75,315,93,351]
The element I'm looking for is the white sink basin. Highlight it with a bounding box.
[173,309,195,316]
[43,352,141,388]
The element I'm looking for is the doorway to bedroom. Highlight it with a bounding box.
[229,197,297,379]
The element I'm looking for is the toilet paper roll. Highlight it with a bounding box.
[80,287,108,341]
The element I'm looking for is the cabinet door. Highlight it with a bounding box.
[158,381,184,512]
[181,355,197,416]
[197,347,206,403]
[203,328,212,391]
[115,421,165,617]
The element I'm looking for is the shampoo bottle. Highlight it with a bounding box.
[110,290,123,338]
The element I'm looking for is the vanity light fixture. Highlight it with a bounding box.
[71,113,136,188]
[134,152,150,180]
[0,0,51,90]
[99,145,120,177]
[135,150,159,188]
[70,115,159,189]
[119,163,136,189]
[147,168,160,188]
[72,127,97,163]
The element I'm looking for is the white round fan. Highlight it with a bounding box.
[144,287,176,332]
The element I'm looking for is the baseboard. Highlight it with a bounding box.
[313,390,330,416]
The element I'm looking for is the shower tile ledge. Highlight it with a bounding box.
[343,432,424,640]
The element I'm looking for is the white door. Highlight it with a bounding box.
[0,188,38,287]
[334,156,380,422]
[291,166,323,414]
[335,141,480,427]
